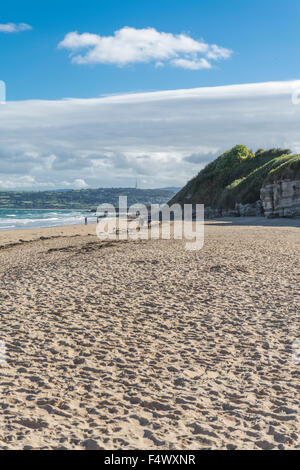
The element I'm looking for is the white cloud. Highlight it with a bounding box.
[206,45,232,60]
[0,23,32,33]
[171,58,212,70]
[58,26,232,69]
[74,178,88,189]
[1,80,300,190]
[0,175,50,189]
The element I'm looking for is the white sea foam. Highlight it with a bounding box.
[0,210,93,231]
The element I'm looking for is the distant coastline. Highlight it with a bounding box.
[0,208,92,231]
[0,187,179,210]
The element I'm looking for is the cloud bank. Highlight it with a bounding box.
[1,80,300,190]
[0,23,32,33]
[58,26,232,69]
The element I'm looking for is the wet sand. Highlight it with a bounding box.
[0,218,299,449]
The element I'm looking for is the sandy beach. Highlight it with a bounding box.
[0,218,299,450]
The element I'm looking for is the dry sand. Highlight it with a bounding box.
[0,218,299,450]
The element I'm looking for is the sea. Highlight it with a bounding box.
[0,209,94,231]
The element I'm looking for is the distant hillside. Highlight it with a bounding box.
[0,187,177,209]
[157,186,181,192]
[170,145,300,210]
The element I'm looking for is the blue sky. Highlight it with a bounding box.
[1,1,300,190]
[1,0,300,100]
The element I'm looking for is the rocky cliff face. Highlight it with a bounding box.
[260,180,300,217]
[204,201,263,219]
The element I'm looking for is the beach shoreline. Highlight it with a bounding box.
[1,215,300,245]
[0,208,95,233]
[0,222,98,247]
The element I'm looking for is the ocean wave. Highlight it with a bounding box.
[0,210,93,231]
